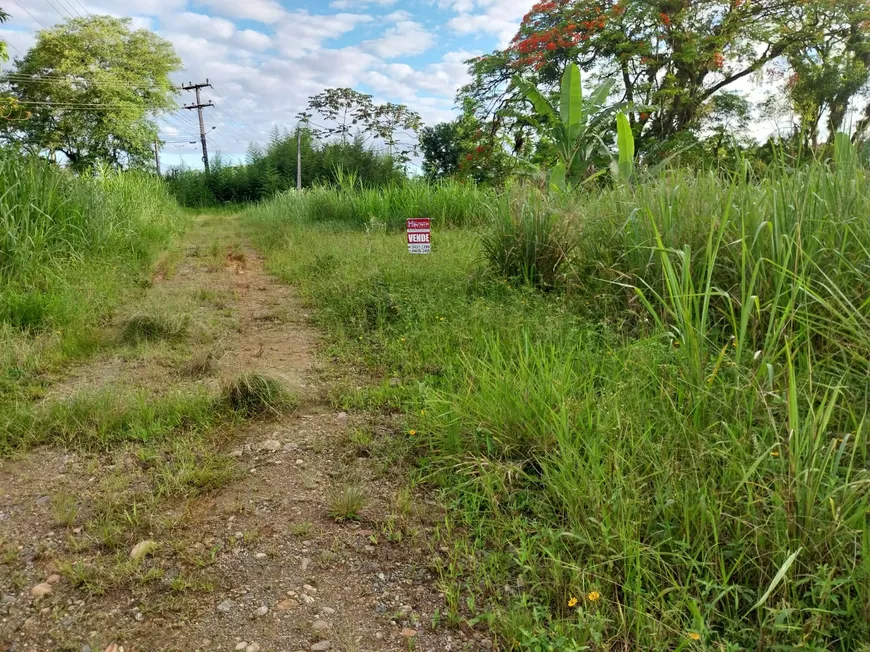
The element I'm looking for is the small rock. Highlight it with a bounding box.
[312,619,329,632]
[81,645,92,652]
[202,640,211,647]
[300,594,316,605]
[46,574,62,584]
[235,643,247,651]
[337,412,348,420]
[246,645,261,652]
[320,607,335,616]
[254,605,268,617]
[229,449,243,458]
[36,496,51,506]
[216,599,236,613]
[303,584,318,594]
[310,642,331,651]
[401,628,418,638]
[30,583,53,597]
[301,557,311,571]
[276,598,298,611]
[255,552,267,559]
[296,459,305,465]
[130,540,158,561]
[2,594,15,604]
[283,442,299,452]
[260,440,281,452]
[399,605,413,616]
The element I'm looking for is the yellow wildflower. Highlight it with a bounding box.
[587,591,600,602]
[771,451,780,457]
[688,632,701,641]
[567,597,578,608]
[408,429,417,436]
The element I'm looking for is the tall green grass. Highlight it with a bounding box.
[0,150,183,393]
[244,156,869,649]
[250,177,495,231]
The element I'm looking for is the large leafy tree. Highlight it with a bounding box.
[461,0,820,151]
[782,0,870,146]
[0,16,181,171]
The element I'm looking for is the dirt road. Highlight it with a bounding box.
[0,216,488,652]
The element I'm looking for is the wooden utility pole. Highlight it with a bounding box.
[153,137,161,176]
[296,125,302,191]
[182,79,214,174]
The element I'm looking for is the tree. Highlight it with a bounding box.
[305,88,376,145]
[0,16,181,171]
[420,121,465,180]
[304,88,422,163]
[782,0,870,146]
[371,102,422,164]
[460,0,820,151]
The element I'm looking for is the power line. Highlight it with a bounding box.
[8,0,51,30]
[39,0,76,20]
[210,87,257,133]
[3,73,166,90]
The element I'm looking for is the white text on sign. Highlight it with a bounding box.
[406,218,431,255]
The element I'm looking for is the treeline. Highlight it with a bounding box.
[165,128,404,207]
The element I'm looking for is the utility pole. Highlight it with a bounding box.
[182,79,214,174]
[153,137,161,176]
[296,125,302,191]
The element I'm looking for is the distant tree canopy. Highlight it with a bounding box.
[302,88,422,164]
[165,127,405,207]
[0,16,181,171]
[459,0,870,156]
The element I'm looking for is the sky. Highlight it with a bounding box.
[0,0,535,169]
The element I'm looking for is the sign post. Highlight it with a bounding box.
[406,218,431,254]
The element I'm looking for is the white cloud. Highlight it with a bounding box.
[362,19,435,58]
[329,0,397,9]
[445,0,531,45]
[192,0,287,24]
[274,11,372,57]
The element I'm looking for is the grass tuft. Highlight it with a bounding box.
[220,373,297,417]
[119,313,188,344]
[327,485,367,521]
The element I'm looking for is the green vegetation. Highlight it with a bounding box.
[165,135,405,207]
[0,16,181,171]
[243,150,870,649]
[247,175,494,230]
[0,151,182,395]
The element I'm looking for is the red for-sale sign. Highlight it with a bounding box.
[407,218,431,254]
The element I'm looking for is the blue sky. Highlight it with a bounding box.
[1,0,535,168]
